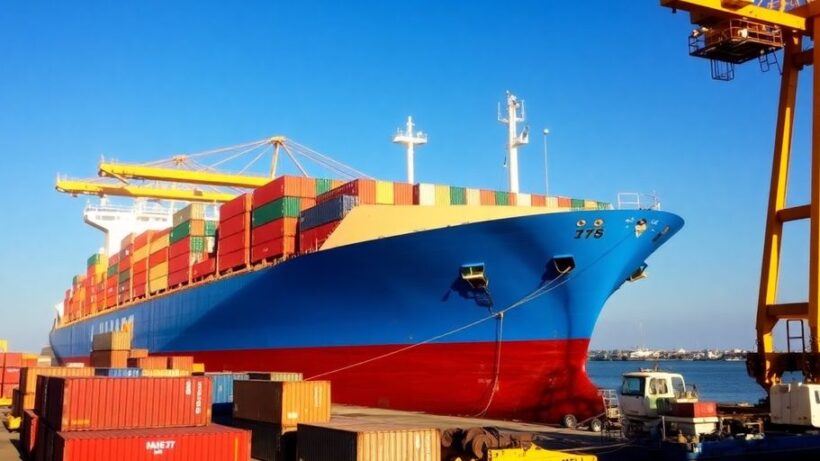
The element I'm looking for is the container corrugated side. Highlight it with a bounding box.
[393,182,414,205]
[20,367,95,395]
[246,371,303,381]
[94,368,142,377]
[584,199,598,209]
[449,186,466,205]
[495,191,510,205]
[221,192,253,220]
[252,197,302,227]
[570,198,585,209]
[89,350,129,368]
[300,196,358,231]
[375,181,394,205]
[297,421,441,461]
[232,418,297,461]
[21,410,37,458]
[42,376,211,431]
[207,373,249,414]
[91,331,131,351]
[413,183,436,206]
[434,185,450,206]
[49,424,250,461]
[233,380,330,427]
[173,202,206,227]
[465,188,480,205]
[517,193,532,207]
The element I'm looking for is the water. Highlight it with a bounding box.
[586,360,768,403]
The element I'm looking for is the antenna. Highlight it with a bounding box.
[392,116,428,184]
[497,91,529,193]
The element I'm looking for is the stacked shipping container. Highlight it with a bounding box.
[0,352,22,401]
[60,175,612,325]
[250,176,317,263]
[169,204,216,288]
[218,193,252,274]
[148,229,170,294]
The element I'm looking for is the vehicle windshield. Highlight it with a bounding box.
[621,376,645,396]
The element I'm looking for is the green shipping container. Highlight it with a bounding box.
[170,221,191,244]
[107,263,119,277]
[570,198,585,209]
[252,197,301,227]
[87,253,103,268]
[597,201,610,210]
[449,187,466,205]
[205,220,217,236]
[315,178,333,195]
[180,236,206,253]
[495,191,510,206]
[118,270,130,283]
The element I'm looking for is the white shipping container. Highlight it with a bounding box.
[516,193,532,207]
[465,188,481,205]
[414,184,436,206]
[547,196,559,208]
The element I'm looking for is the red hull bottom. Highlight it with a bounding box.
[67,339,603,423]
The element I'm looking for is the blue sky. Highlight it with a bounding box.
[0,2,812,352]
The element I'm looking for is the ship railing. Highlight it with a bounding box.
[616,192,661,211]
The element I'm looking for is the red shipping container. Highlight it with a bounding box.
[2,352,22,368]
[251,237,296,263]
[44,424,250,461]
[119,254,132,271]
[299,221,339,253]
[2,367,20,385]
[219,212,250,238]
[129,356,169,370]
[317,179,376,204]
[557,196,572,208]
[167,356,194,372]
[253,175,312,207]
[1,383,16,398]
[251,217,298,245]
[393,182,414,205]
[479,189,496,205]
[21,410,37,458]
[42,376,211,431]
[169,269,190,287]
[531,194,547,206]
[134,230,156,249]
[191,258,215,280]
[218,249,249,273]
[218,231,250,255]
[169,253,190,273]
[220,192,253,220]
[132,258,148,275]
[671,401,718,418]
[149,248,168,267]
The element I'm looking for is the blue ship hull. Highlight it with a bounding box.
[50,209,683,422]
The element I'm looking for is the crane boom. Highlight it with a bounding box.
[55,179,236,203]
[660,0,807,31]
[98,163,271,188]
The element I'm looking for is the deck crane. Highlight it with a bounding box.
[660,0,820,399]
[55,136,371,203]
[55,135,371,254]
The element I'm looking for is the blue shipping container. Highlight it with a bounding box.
[300,195,358,231]
[207,372,249,415]
[94,368,143,377]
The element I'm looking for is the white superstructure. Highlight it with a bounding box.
[498,91,529,193]
[392,116,427,184]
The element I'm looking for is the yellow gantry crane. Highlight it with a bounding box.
[55,136,370,204]
[660,0,820,389]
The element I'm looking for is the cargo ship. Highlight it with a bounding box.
[49,94,684,423]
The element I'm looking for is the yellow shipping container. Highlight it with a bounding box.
[173,203,206,227]
[547,196,559,208]
[133,245,150,261]
[149,274,168,293]
[149,233,170,253]
[375,181,394,205]
[0,339,7,352]
[434,185,450,206]
[584,199,598,210]
[192,363,205,373]
[149,261,168,279]
[141,369,192,377]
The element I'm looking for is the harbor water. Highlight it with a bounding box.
[587,360,768,404]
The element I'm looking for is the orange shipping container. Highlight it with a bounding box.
[393,182,414,205]
[129,349,149,359]
[128,356,169,370]
[557,196,572,208]
[232,380,331,427]
[531,194,546,206]
[479,189,496,205]
[167,356,194,372]
[90,350,129,368]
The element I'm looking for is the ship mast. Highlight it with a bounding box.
[498,92,529,193]
[392,116,427,184]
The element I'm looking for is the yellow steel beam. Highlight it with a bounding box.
[98,163,270,188]
[660,0,808,32]
[55,179,236,203]
[756,32,801,386]
[767,302,809,319]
